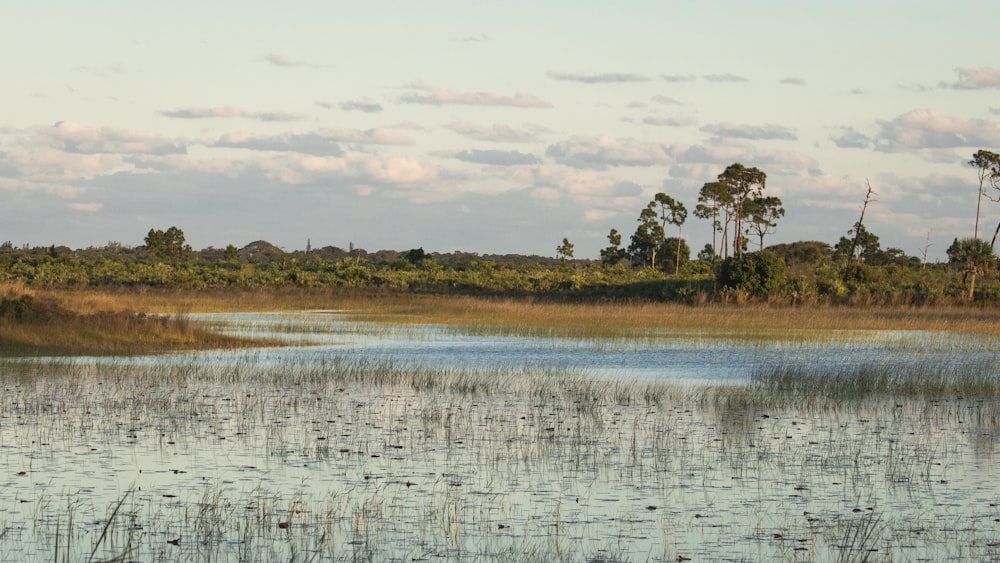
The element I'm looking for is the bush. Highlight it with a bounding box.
[718,251,788,298]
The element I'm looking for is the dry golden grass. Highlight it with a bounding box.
[0,284,278,356]
[36,286,1000,337]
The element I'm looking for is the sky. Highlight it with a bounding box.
[2,1,999,261]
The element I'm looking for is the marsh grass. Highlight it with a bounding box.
[38,286,1000,336]
[5,350,1000,561]
[0,285,277,356]
[750,358,1000,402]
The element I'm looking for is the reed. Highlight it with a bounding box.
[37,286,1000,337]
[0,287,277,356]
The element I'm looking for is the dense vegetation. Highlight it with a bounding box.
[0,234,995,306]
[3,153,999,306]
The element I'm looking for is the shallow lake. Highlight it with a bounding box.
[1,311,999,561]
[187,311,1000,383]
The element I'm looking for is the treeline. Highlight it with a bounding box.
[0,234,995,306]
[4,152,999,305]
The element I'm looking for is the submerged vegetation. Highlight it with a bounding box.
[2,339,1000,561]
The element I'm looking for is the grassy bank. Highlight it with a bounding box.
[0,284,276,356]
[7,284,1000,356]
[46,286,1000,334]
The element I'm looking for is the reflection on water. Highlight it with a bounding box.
[187,311,998,383]
[1,311,999,561]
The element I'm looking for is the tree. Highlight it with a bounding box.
[404,247,428,266]
[658,237,691,274]
[556,238,574,261]
[654,193,687,274]
[600,229,627,265]
[629,202,663,267]
[744,195,784,251]
[948,237,996,301]
[716,164,767,258]
[970,150,1000,239]
[834,223,880,264]
[144,226,191,262]
[694,181,732,260]
[846,181,877,264]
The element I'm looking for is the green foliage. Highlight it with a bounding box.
[629,202,663,267]
[556,238,574,261]
[657,237,690,274]
[144,226,191,262]
[718,251,788,298]
[600,229,627,266]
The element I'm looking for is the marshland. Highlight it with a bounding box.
[2,288,1000,561]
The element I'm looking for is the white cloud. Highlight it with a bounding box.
[545,136,672,170]
[660,74,696,83]
[453,149,539,166]
[546,71,650,83]
[874,108,1000,152]
[260,52,328,68]
[703,73,749,83]
[43,121,186,155]
[942,67,1000,90]
[830,127,871,149]
[340,98,384,113]
[643,115,697,127]
[399,81,552,108]
[701,122,797,141]
[213,128,414,155]
[651,95,682,105]
[159,107,301,121]
[68,202,104,212]
[445,121,549,143]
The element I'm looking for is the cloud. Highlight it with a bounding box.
[159,106,301,121]
[339,98,384,113]
[445,121,550,143]
[545,136,672,170]
[260,52,328,68]
[703,73,749,83]
[874,108,1000,152]
[660,74,696,83]
[651,95,682,105]
[398,81,552,108]
[213,127,414,155]
[546,71,649,83]
[830,128,872,149]
[643,115,697,127]
[454,149,539,166]
[780,77,806,86]
[991,107,1000,115]
[68,202,103,212]
[941,67,1000,90]
[669,139,819,176]
[701,122,797,141]
[39,121,186,155]
[253,152,444,191]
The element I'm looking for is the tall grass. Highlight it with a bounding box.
[41,286,1000,337]
[749,358,1000,402]
[4,352,1000,560]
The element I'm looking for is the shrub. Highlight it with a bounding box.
[718,251,788,298]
